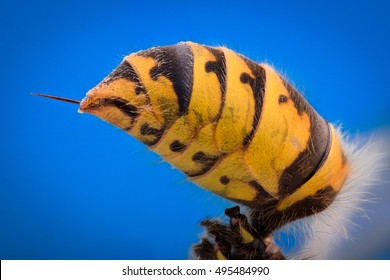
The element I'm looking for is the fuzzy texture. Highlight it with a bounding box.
[275,128,389,259]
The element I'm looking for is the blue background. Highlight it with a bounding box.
[1,0,389,259]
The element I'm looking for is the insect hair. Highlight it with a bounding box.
[275,127,388,259]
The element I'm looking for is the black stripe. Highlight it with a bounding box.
[187,151,221,177]
[169,140,187,153]
[137,43,194,116]
[239,57,266,147]
[87,98,139,130]
[248,185,337,232]
[278,76,331,196]
[248,180,274,200]
[97,98,139,119]
[203,46,227,122]
[139,123,165,146]
[105,60,145,95]
[279,185,337,220]
[281,77,309,116]
[312,123,332,173]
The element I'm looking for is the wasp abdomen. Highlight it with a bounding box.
[79,42,350,230]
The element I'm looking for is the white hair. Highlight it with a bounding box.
[275,127,389,259]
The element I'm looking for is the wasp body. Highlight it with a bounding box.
[80,42,348,230]
[39,42,385,259]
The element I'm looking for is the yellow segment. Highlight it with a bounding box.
[214,47,255,152]
[126,54,179,125]
[151,116,194,158]
[153,42,225,159]
[277,125,349,210]
[186,42,223,128]
[240,226,254,243]
[192,151,258,202]
[101,78,149,108]
[128,108,163,144]
[82,78,148,131]
[167,123,221,175]
[216,250,227,260]
[244,65,311,196]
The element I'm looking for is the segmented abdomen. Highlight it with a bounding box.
[80,42,349,230]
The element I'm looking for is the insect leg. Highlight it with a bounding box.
[193,206,285,260]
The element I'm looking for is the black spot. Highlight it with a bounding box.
[280,76,308,116]
[188,151,220,177]
[278,94,288,104]
[169,140,186,153]
[139,123,165,146]
[137,44,194,116]
[219,176,230,185]
[240,72,251,83]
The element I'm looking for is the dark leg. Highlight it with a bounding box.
[193,206,285,260]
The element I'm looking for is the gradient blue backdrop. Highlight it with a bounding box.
[1,0,389,259]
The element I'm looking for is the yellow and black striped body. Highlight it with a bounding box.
[79,42,349,231]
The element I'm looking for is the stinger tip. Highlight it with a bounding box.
[32,93,81,105]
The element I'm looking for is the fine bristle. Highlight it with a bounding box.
[275,127,389,259]
[32,93,80,105]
